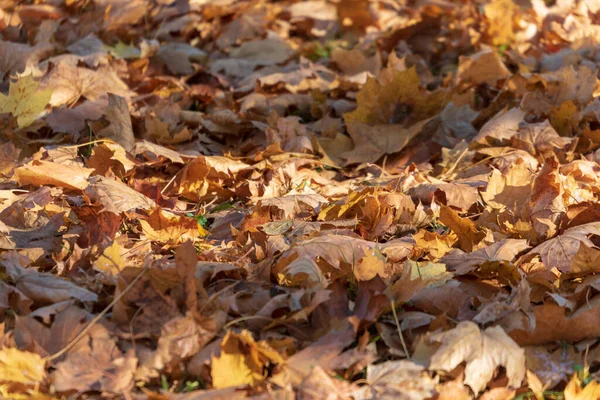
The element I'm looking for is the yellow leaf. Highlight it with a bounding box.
[484,0,515,46]
[549,100,579,137]
[0,347,46,384]
[564,375,600,400]
[526,370,547,400]
[211,330,284,389]
[412,229,456,259]
[354,248,388,281]
[211,350,259,388]
[0,74,52,128]
[93,241,125,277]
[13,160,94,191]
[0,385,56,400]
[439,204,486,252]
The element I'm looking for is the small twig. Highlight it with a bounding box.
[44,263,150,362]
[160,173,179,196]
[390,299,410,359]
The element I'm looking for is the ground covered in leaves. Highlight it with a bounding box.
[5,0,600,398]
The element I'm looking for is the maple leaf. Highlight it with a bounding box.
[527,222,600,272]
[429,321,526,394]
[442,239,530,275]
[211,329,284,389]
[438,204,486,252]
[344,67,444,125]
[0,74,52,128]
[484,0,516,46]
[341,118,430,165]
[351,360,437,399]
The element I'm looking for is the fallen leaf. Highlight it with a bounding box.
[564,374,600,400]
[341,119,430,165]
[442,239,529,275]
[211,330,284,389]
[0,347,46,384]
[528,222,600,272]
[93,241,125,278]
[351,360,437,399]
[85,176,156,214]
[2,252,98,304]
[13,160,93,191]
[429,321,526,394]
[0,74,52,128]
[97,94,135,152]
[51,325,137,393]
[457,49,511,87]
[438,204,486,252]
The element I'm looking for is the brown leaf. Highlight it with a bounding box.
[429,321,525,394]
[457,49,511,87]
[40,61,134,107]
[350,360,437,399]
[438,204,486,252]
[271,318,357,387]
[175,241,199,314]
[341,119,430,165]
[13,160,93,191]
[442,239,529,275]
[2,251,98,304]
[527,222,600,272]
[84,176,155,214]
[507,296,600,345]
[51,324,137,393]
[97,94,135,152]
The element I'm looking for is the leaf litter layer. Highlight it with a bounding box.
[3,0,600,398]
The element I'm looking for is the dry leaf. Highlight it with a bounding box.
[0,74,52,128]
[14,160,93,191]
[429,321,526,394]
[438,204,486,252]
[0,347,46,384]
[211,330,284,389]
